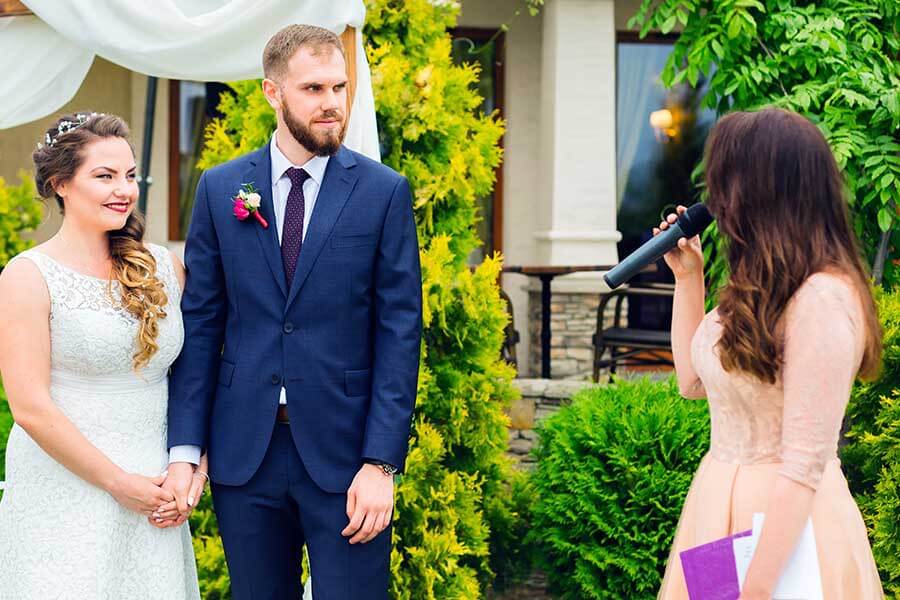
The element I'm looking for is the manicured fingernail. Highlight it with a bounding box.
[188,496,194,506]
[152,513,160,518]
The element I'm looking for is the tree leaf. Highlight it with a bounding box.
[712,39,725,59]
[878,207,893,232]
[727,14,743,39]
[661,15,678,34]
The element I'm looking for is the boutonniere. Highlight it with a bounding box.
[232,183,269,229]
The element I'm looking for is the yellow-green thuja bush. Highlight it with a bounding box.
[192,1,531,597]
[0,172,42,269]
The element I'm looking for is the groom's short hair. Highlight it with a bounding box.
[263,24,346,81]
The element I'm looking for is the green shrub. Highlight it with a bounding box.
[842,288,900,593]
[0,383,11,485]
[189,494,231,599]
[530,377,710,600]
[0,172,42,270]
[843,288,900,492]
[855,391,900,596]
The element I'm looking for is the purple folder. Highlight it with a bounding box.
[679,530,752,600]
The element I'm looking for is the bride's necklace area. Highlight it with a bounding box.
[54,231,114,281]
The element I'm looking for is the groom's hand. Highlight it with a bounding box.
[342,464,394,544]
[164,461,196,517]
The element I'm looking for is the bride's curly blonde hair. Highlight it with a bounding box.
[32,112,168,371]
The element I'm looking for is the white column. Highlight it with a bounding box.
[537,0,620,272]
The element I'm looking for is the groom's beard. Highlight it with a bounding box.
[282,100,345,157]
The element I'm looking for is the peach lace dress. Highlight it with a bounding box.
[658,273,883,599]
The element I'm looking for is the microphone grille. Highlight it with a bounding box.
[679,203,714,237]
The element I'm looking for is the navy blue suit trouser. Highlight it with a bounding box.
[211,424,391,600]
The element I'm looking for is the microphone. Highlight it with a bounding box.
[603,203,714,289]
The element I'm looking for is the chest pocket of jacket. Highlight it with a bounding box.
[331,234,377,249]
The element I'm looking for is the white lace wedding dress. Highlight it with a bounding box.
[0,243,200,599]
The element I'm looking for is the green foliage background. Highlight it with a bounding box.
[0,172,42,270]
[191,1,529,597]
[841,289,900,594]
[529,377,710,600]
[629,0,900,298]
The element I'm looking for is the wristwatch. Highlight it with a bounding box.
[363,459,398,477]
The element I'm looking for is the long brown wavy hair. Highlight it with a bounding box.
[32,112,168,371]
[704,107,881,384]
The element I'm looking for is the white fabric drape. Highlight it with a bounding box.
[0,16,94,132]
[0,0,379,160]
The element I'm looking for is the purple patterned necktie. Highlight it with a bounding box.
[282,167,311,287]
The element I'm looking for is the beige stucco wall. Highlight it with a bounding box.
[0,58,173,247]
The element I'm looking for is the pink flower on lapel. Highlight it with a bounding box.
[232,183,269,229]
[232,198,251,220]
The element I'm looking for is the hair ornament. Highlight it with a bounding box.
[38,112,106,149]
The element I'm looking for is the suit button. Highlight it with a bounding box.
[283,322,294,334]
[271,374,281,385]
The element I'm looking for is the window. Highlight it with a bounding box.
[616,33,715,328]
[167,81,231,240]
[450,28,505,265]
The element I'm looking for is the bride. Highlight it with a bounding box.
[0,112,202,598]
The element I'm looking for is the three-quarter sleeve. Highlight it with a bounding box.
[778,274,863,490]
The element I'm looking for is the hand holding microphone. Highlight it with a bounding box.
[653,205,705,280]
[603,202,713,288]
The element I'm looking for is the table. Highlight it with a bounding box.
[502,264,659,378]
[501,265,612,379]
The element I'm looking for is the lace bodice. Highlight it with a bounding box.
[691,273,865,490]
[16,243,184,381]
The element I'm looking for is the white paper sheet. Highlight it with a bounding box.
[732,513,824,600]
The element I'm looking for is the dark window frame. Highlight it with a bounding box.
[167,80,181,241]
[450,26,506,259]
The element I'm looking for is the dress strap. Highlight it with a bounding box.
[8,249,61,300]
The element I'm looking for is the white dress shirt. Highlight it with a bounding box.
[168,133,330,465]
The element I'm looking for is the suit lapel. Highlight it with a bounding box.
[285,146,358,308]
[243,146,288,298]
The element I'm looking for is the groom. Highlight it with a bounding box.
[166,24,422,599]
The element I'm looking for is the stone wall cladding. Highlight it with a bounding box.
[507,378,586,467]
[526,290,622,379]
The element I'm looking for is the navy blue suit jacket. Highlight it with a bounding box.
[168,145,422,493]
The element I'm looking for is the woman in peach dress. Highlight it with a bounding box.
[657,107,884,600]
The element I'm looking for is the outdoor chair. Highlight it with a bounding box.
[500,288,520,369]
[592,282,675,381]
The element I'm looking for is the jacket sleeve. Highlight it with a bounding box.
[168,171,228,450]
[361,176,422,471]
